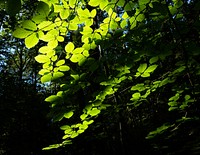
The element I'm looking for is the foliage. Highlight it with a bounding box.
[11,0,200,154]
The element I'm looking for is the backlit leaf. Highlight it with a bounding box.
[65,42,75,53]
[35,55,50,63]
[52,72,64,80]
[25,33,39,48]
[45,95,61,102]
[56,60,65,66]
[22,20,37,31]
[13,28,32,39]
[88,0,99,7]
[132,93,141,100]
[145,65,158,73]
[88,108,100,116]
[60,9,70,19]
[137,63,147,73]
[64,111,74,119]
[70,54,85,63]
[58,65,70,71]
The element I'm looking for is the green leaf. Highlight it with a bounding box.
[80,114,88,120]
[65,42,75,53]
[45,95,61,102]
[60,125,71,130]
[169,94,180,101]
[73,48,84,54]
[90,9,97,17]
[117,0,125,7]
[37,1,49,17]
[39,46,54,54]
[56,60,65,66]
[168,101,177,106]
[71,132,79,138]
[70,54,85,63]
[132,93,141,100]
[88,0,99,7]
[68,23,78,31]
[185,95,191,101]
[58,65,70,71]
[39,69,50,75]
[149,56,159,64]
[169,107,178,111]
[38,21,54,30]
[69,0,76,8]
[25,32,39,48]
[136,14,145,22]
[35,55,50,63]
[137,63,147,73]
[32,14,46,24]
[99,0,108,10]
[60,9,70,19]
[13,28,33,39]
[22,20,37,31]
[120,19,127,28]
[124,1,135,11]
[88,108,100,116]
[64,111,74,119]
[41,73,52,83]
[131,84,146,91]
[141,72,150,77]
[145,65,158,73]
[42,144,61,150]
[52,72,64,80]
[139,0,150,5]
[83,120,94,125]
[51,55,58,62]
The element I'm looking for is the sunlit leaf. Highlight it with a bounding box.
[70,54,85,63]
[45,95,61,102]
[80,114,88,120]
[39,46,53,54]
[69,0,76,8]
[52,72,64,80]
[145,65,158,73]
[88,0,99,7]
[58,65,70,71]
[60,125,71,130]
[13,28,32,39]
[132,93,141,100]
[25,32,39,48]
[141,72,150,77]
[41,73,52,83]
[64,111,74,119]
[65,42,75,53]
[137,63,147,73]
[38,21,54,30]
[39,69,50,75]
[88,108,100,116]
[60,9,70,19]
[35,55,50,63]
[56,60,65,66]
